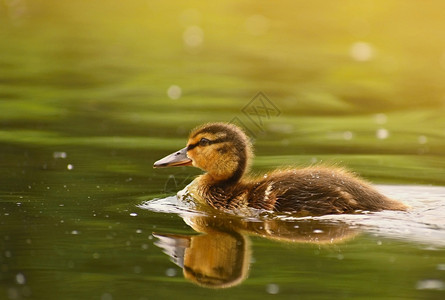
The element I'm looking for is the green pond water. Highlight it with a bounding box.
[1,1,445,299]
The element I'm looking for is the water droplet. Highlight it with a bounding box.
[130,213,138,217]
[266,283,280,294]
[376,128,389,140]
[15,273,26,284]
[313,229,324,234]
[53,152,67,159]
[416,279,444,290]
[71,230,79,235]
[350,41,374,61]
[183,26,204,48]
[418,135,427,144]
[166,268,177,277]
[67,164,73,170]
[343,131,353,140]
[167,85,182,100]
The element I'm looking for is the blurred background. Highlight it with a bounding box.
[1,0,445,183]
[1,0,445,299]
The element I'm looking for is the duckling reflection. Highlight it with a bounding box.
[153,214,358,289]
[154,224,249,289]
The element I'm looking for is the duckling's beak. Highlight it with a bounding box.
[153,147,192,168]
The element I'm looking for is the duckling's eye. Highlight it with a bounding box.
[199,138,211,147]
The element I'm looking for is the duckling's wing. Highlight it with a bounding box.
[254,169,398,214]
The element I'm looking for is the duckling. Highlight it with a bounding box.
[154,122,408,215]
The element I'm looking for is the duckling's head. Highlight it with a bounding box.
[154,123,253,183]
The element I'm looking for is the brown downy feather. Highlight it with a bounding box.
[156,122,408,214]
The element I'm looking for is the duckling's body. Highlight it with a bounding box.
[192,167,406,214]
[154,123,408,215]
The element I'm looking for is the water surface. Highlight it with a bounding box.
[1,1,445,299]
